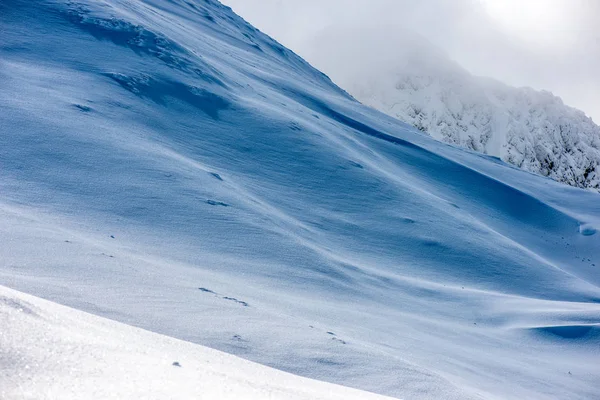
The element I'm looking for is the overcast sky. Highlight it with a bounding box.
[223,0,600,122]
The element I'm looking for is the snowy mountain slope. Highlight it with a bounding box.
[1,1,600,399]
[0,285,395,400]
[302,26,600,190]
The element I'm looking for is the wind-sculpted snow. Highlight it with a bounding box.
[1,1,600,399]
[304,27,600,190]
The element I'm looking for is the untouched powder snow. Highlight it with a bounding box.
[1,0,600,399]
[0,285,393,400]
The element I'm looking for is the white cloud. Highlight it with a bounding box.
[224,0,600,122]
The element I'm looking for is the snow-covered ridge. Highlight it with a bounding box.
[360,72,600,190]
[1,1,600,399]
[0,285,392,400]
[306,26,600,190]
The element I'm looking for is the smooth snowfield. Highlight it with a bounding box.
[1,0,600,399]
[0,285,392,400]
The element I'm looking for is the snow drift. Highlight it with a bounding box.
[0,285,393,400]
[1,0,600,399]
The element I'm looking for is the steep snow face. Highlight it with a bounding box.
[0,285,393,400]
[304,26,600,190]
[1,1,600,400]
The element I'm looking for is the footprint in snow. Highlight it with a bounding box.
[72,104,92,112]
[223,296,249,307]
[206,200,229,207]
[209,172,223,181]
[198,287,249,307]
[289,122,302,131]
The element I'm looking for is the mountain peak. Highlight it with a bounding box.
[303,25,600,190]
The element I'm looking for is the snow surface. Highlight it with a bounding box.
[1,0,600,399]
[301,26,600,190]
[0,285,393,400]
